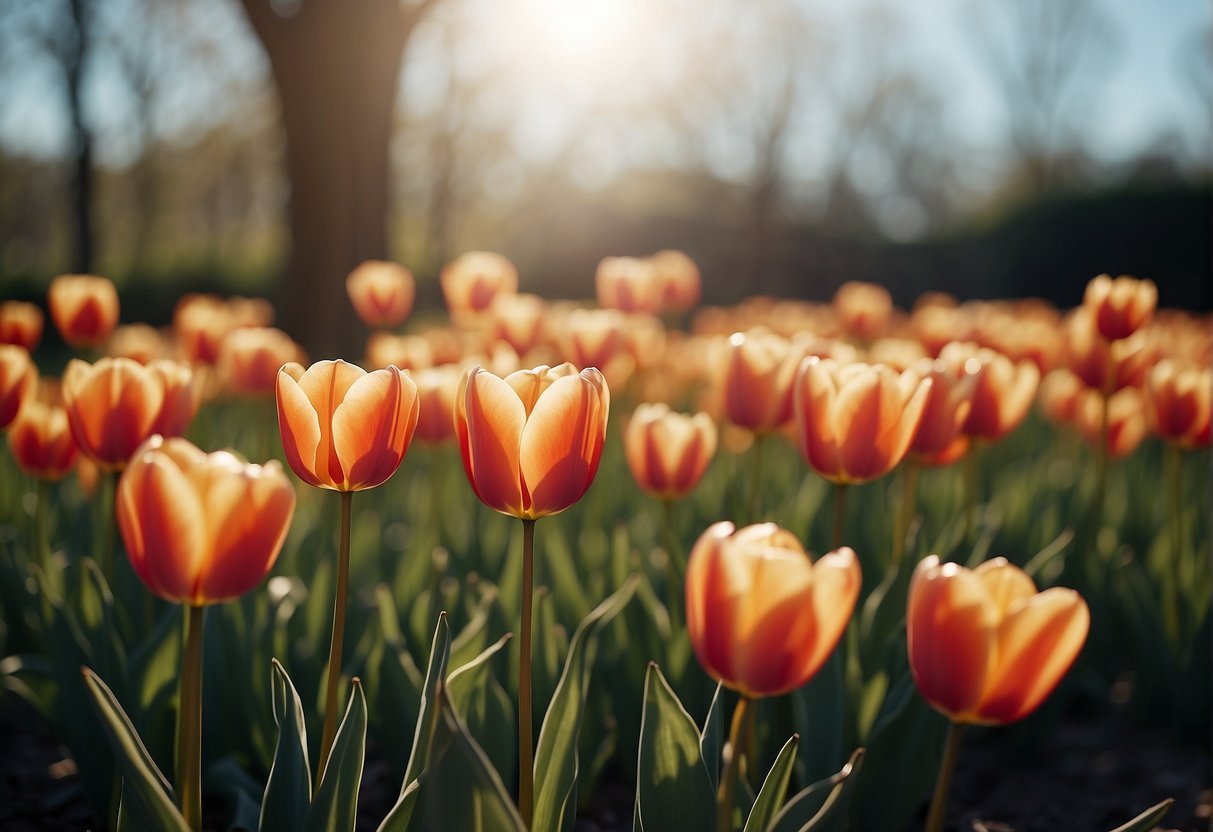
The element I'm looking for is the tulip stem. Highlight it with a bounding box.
[519,517,536,828]
[962,449,977,545]
[747,436,766,523]
[1091,390,1110,544]
[893,464,919,567]
[924,720,963,832]
[318,489,353,781]
[178,604,205,831]
[661,499,683,626]
[34,479,51,623]
[1162,445,1183,643]
[99,471,118,589]
[833,483,847,551]
[717,694,751,832]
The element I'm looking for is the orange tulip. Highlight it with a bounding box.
[219,327,305,397]
[685,521,861,698]
[413,364,463,444]
[8,397,78,480]
[441,251,519,321]
[905,357,975,467]
[174,294,235,365]
[722,330,806,434]
[117,435,295,605]
[596,256,662,315]
[559,309,635,390]
[937,342,1039,441]
[625,404,717,500]
[907,555,1089,725]
[226,296,275,329]
[0,345,36,430]
[867,338,928,373]
[0,301,44,351]
[793,358,931,484]
[1061,308,1156,394]
[276,360,419,491]
[455,363,608,520]
[48,274,120,348]
[1075,387,1149,459]
[107,323,167,364]
[1083,273,1157,342]
[651,249,701,313]
[1145,360,1211,449]
[63,357,198,469]
[1038,369,1085,428]
[834,281,892,342]
[346,260,416,328]
[365,333,434,371]
[490,293,546,355]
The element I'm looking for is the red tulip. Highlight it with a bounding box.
[1083,273,1157,342]
[49,274,120,348]
[0,301,44,351]
[0,345,36,431]
[625,404,717,499]
[346,260,416,328]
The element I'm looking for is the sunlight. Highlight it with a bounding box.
[505,0,638,78]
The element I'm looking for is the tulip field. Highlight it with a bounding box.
[0,261,1209,832]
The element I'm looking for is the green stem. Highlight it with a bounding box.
[1163,446,1183,643]
[34,479,51,623]
[833,483,847,551]
[519,518,536,828]
[924,720,964,832]
[661,499,683,627]
[1091,390,1110,547]
[717,695,751,832]
[747,435,766,523]
[98,470,119,588]
[962,449,977,545]
[892,464,919,567]
[318,490,353,780]
[178,604,205,831]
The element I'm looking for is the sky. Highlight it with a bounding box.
[0,0,1207,174]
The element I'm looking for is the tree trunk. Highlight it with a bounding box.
[239,0,427,357]
[66,0,93,274]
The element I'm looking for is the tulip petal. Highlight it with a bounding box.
[276,369,325,489]
[973,558,1036,618]
[332,367,418,490]
[798,547,862,685]
[975,588,1089,724]
[297,360,366,485]
[795,359,841,478]
[732,548,816,696]
[464,369,526,516]
[686,523,747,684]
[118,449,206,602]
[519,371,607,517]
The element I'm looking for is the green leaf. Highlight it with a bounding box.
[259,659,312,832]
[447,632,514,782]
[635,663,715,832]
[792,649,846,784]
[768,748,864,832]
[532,576,638,832]
[422,685,527,832]
[302,678,367,832]
[375,776,422,832]
[700,682,723,794]
[80,667,188,832]
[743,734,799,832]
[1107,798,1174,832]
[401,612,451,793]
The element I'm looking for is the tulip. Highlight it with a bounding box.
[0,345,36,431]
[1061,308,1156,394]
[117,434,295,829]
[904,358,974,467]
[276,360,420,492]
[490,292,546,356]
[624,404,717,501]
[792,358,931,486]
[722,330,805,435]
[1083,273,1157,342]
[62,357,197,470]
[0,301,44,351]
[834,280,892,342]
[1145,359,1211,450]
[1038,369,1086,429]
[937,342,1039,442]
[107,323,167,364]
[908,554,1088,832]
[685,521,860,831]
[275,358,419,775]
[365,332,434,371]
[596,255,663,315]
[455,362,608,824]
[559,308,635,391]
[8,397,77,481]
[48,274,120,348]
[441,251,519,322]
[226,296,275,329]
[219,327,305,397]
[650,249,701,313]
[1075,387,1148,459]
[867,338,928,373]
[174,294,235,365]
[346,260,416,328]
[413,364,463,444]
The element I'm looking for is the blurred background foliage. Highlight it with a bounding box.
[0,0,1210,353]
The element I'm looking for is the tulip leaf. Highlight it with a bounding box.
[422,684,526,832]
[80,667,188,832]
[372,585,423,787]
[401,612,451,793]
[1107,798,1174,832]
[533,576,638,832]
[374,775,423,832]
[700,682,723,793]
[792,648,847,784]
[768,747,864,832]
[447,632,514,782]
[635,663,715,832]
[743,734,799,832]
[259,659,312,832]
[302,678,367,832]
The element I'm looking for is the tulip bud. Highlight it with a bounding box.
[905,357,975,467]
[1083,274,1157,342]
[346,260,416,328]
[0,301,44,351]
[723,330,806,434]
[107,323,168,364]
[414,364,463,444]
[1145,360,1211,449]
[938,342,1039,441]
[834,281,892,342]
[625,404,717,500]
[49,274,120,348]
[908,555,1088,725]
[8,397,78,480]
[490,293,546,356]
[218,327,305,397]
[276,359,419,491]
[685,522,861,698]
[174,294,235,365]
[455,363,609,520]
[596,256,663,315]
[650,249,701,313]
[117,435,295,605]
[365,333,434,371]
[441,251,519,322]
[793,358,931,484]
[1075,387,1149,459]
[0,345,36,430]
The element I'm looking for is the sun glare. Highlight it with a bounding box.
[508,0,635,75]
